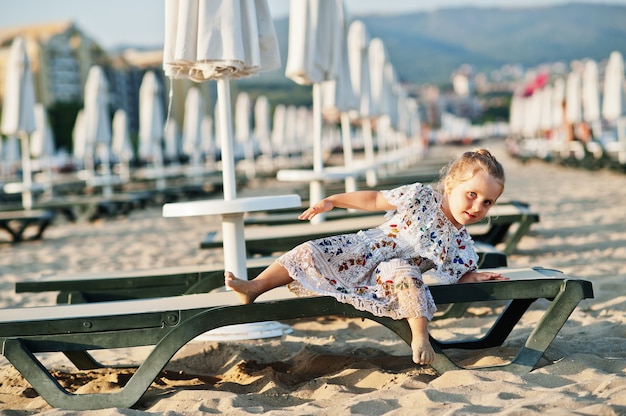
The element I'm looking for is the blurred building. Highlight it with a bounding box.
[0,20,176,145]
[0,20,110,106]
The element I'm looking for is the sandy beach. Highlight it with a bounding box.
[1,140,625,415]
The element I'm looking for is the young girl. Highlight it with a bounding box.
[226,149,508,366]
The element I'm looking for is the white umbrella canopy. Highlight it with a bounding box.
[164,118,180,164]
[200,114,215,168]
[565,70,582,125]
[182,87,204,173]
[138,70,166,189]
[138,71,164,161]
[538,85,555,132]
[31,104,55,160]
[270,103,288,161]
[1,136,21,181]
[368,37,390,118]
[83,66,114,192]
[31,103,56,192]
[346,20,373,120]
[0,36,37,209]
[582,59,601,125]
[285,0,342,85]
[602,51,625,123]
[234,91,256,176]
[552,77,566,130]
[163,0,280,80]
[253,95,272,159]
[111,109,133,181]
[72,110,87,160]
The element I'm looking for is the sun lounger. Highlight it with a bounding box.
[15,257,276,304]
[201,215,508,268]
[469,200,540,255]
[244,200,539,255]
[0,266,593,410]
[37,192,154,222]
[0,209,55,242]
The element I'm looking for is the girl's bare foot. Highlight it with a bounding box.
[411,336,436,365]
[224,271,261,304]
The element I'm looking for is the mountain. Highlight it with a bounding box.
[254,3,626,87]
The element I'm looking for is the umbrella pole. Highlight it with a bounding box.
[340,112,357,194]
[19,132,33,210]
[362,118,378,187]
[310,83,325,224]
[216,77,248,280]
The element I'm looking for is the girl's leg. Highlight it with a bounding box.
[407,317,436,365]
[225,261,294,304]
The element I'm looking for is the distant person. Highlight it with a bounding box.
[226,149,508,366]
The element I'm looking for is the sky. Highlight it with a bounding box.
[1,0,626,50]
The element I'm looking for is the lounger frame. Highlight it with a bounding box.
[1,267,593,410]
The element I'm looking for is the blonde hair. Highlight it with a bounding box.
[437,148,505,194]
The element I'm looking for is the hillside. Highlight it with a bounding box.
[251,2,626,87]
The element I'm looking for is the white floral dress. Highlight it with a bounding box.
[278,182,479,320]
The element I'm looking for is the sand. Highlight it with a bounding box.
[0,140,625,415]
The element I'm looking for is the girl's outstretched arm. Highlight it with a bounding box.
[298,190,396,221]
[457,270,508,283]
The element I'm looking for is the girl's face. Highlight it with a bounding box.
[442,170,503,229]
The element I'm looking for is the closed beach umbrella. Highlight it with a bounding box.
[284,0,344,218]
[72,110,87,160]
[582,59,601,124]
[163,0,280,80]
[31,103,55,160]
[565,71,582,125]
[31,103,55,191]
[319,7,359,193]
[368,38,389,118]
[347,20,373,120]
[200,115,215,168]
[0,37,36,209]
[164,118,180,164]
[253,95,272,159]
[602,51,625,123]
[552,77,566,130]
[138,70,166,189]
[1,136,21,180]
[271,103,288,160]
[111,109,133,181]
[235,91,254,175]
[182,87,204,173]
[83,66,113,193]
[163,0,281,280]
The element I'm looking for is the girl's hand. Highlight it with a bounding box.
[298,199,334,220]
[458,271,509,283]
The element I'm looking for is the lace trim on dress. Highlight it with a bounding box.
[279,248,438,320]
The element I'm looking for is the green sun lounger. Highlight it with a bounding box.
[0,209,55,242]
[15,256,276,304]
[0,266,593,410]
[243,200,539,256]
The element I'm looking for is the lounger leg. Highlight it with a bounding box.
[431,280,588,374]
[0,222,20,242]
[502,217,533,255]
[505,280,587,373]
[435,298,535,350]
[3,338,142,410]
